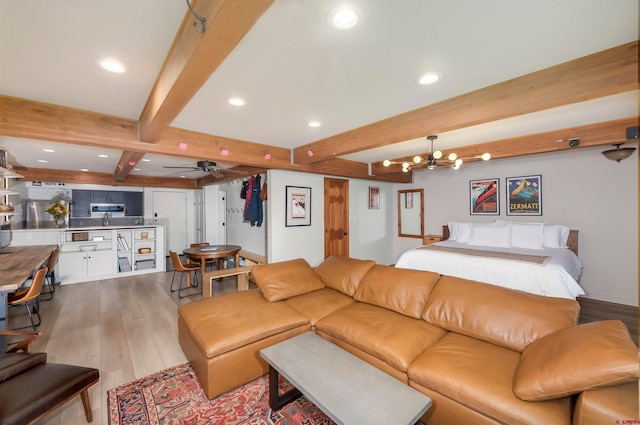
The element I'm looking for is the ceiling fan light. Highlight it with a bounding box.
[413,155,422,164]
[382,159,391,167]
[602,144,636,162]
[448,153,457,161]
[433,150,442,160]
[481,152,491,161]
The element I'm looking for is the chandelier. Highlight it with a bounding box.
[382,135,491,172]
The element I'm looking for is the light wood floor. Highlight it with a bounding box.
[7,270,245,425]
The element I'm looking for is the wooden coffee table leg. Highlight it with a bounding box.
[268,365,301,410]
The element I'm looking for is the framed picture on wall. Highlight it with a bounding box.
[369,186,380,209]
[285,186,311,226]
[470,178,499,215]
[506,175,542,216]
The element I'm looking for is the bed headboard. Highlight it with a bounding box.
[441,225,579,256]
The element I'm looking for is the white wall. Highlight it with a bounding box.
[266,170,395,266]
[393,145,638,306]
[222,176,267,256]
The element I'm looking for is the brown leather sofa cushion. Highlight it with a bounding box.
[0,352,46,383]
[408,332,572,425]
[354,265,440,318]
[316,302,445,373]
[513,320,639,401]
[314,255,375,296]
[423,276,580,351]
[252,258,325,302]
[177,290,309,358]
[285,288,355,327]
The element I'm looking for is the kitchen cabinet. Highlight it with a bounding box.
[91,190,124,203]
[123,191,143,216]
[58,250,115,282]
[71,189,91,217]
[57,226,164,284]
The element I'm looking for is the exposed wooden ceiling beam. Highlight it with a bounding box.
[114,151,147,182]
[138,0,275,143]
[14,167,199,189]
[294,41,638,165]
[372,117,638,174]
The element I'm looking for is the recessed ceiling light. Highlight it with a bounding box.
[37,159,48,163]
[98,154,109,158]
[133,168,141,171]
[226,97,246,106]
[43,148,55,153]
[416,72,442,85]
[141,158,151,162]
[308,120,321,128]
[328,5,362,29]
[95,57,128,74]
[179,175,186,178]
[80,168,89,172]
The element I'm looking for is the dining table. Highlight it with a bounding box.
[182,244,242,288]
[0,245,57,351]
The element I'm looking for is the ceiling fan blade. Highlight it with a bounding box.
[209,170,224,178]
[220,168,249,175]
[162,166,200,170]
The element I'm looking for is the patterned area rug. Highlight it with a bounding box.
[107,363,334,425]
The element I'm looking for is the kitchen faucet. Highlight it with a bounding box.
[103,212,111,226]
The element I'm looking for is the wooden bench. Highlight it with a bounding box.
[201,250,267,298]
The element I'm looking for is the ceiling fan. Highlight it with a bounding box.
[163,160,246,178]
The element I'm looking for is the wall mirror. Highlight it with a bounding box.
[398,189,424,238]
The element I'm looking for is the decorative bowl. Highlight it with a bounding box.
[138,247,152,254]
[79,245,97,252]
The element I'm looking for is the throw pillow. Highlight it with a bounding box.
[251,258,325,302]
[513,320,639,401]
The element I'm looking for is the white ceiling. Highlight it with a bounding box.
[0,0,637,179]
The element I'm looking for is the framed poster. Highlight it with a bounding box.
[470,178,499,215]
[369,186,380,209]
[506,175,542,216]
[285,186,311,226]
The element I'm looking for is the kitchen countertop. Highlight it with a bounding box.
[11,223,162,232]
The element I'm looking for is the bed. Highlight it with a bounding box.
[395,221,584,300]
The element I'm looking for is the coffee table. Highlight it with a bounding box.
[259,332,431,425]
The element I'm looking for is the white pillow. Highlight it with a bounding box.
[466,222,512,248]
[543,224,570,248]
[457,222,473,243]
[447,221,460,241]
[511,222,545,250]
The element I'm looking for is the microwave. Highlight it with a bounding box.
[90,203,126,217]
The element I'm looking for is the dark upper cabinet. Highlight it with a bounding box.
[71,189,91,217]
[123,192,143,216]
[91,191,124,203]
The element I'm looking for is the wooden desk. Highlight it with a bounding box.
[183,245,241,295]
[0,245,57,351]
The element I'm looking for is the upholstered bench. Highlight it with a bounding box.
[0,352,99,424]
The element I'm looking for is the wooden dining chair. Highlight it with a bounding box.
[189,242,219,271]
[40,247,60,301]
[9,265,47,330]
[169,251,201,299]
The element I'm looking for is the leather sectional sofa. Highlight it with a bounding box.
[177,256,639,425]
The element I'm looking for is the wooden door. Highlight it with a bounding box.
[324,178,349,258]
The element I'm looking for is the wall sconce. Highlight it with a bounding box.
[601,143,636,162]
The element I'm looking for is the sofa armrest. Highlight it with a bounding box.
[513,320,638,401]
[572,382,639,425]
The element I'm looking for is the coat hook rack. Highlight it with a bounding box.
[186,0,206,33]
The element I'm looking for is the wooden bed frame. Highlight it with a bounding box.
[441,225,579,256]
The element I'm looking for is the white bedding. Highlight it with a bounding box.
[395,240,584,299]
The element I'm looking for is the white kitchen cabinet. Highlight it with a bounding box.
[57,225,165,284]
